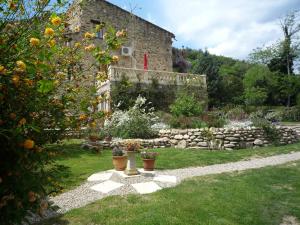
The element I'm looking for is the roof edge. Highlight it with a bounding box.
[101,0,175,38]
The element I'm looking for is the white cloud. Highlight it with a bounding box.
[157,0,298,59]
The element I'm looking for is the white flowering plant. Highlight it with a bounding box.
[104,96,158,138]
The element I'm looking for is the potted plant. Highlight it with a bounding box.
[141,151,158,171]
[125,141,140,152]
[112,146,127,171]
[88,133,99,142]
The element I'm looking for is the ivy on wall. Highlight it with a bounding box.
[111,74,207,111]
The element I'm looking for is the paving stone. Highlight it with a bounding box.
[153,175,177,183]
[131,181,162,194]
[90,180,124,193]
[87,172,112,182]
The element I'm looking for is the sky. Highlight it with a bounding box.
[108,0,299,60]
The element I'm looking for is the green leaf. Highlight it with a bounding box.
[37,80,54,94]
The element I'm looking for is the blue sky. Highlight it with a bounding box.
[108,0,299,60]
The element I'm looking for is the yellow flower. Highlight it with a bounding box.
[28,191,36,202]
[12,75,20,85]
[24,78,33,86]
[16,60,26,71]
[90,121,97,127]
[9,113,16,120]
[74,42,81,48]
[103,33,108,40]
[53,80,59,86]
[112,55,119,62]
[74,26,80,32]
[44,27,54,37]
[24,139,34,149]
[79,114,87,121]
[48,39,56,47]
[29,38,40,46]
[84,32,95,39]
[18,118,26,126]
[0,65,7,75]
[51,16,62,26]
[84,44,95,51]
[116,29,126,38]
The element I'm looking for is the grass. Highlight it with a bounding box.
[281,121,300,126]
[41,160,300,225]
[48,140,300,192]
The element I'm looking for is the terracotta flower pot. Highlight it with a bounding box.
[112,156,127,171]
[89,135,99,142]
[142,159,156,171]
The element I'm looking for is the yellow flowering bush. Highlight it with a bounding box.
[30,37,40,46]
[0,0,91,223]
[0,1,127,223]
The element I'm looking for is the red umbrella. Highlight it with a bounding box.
[144,53,148,70]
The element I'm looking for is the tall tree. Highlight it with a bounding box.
[249,10,300,106]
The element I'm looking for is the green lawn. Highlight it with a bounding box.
[41,160,300,225]
[48,140,300,192]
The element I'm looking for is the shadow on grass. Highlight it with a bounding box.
[35,214,70,225]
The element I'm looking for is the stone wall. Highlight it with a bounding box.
[159,127,299,150]
[83,127,299,151]
[66,0,174,72]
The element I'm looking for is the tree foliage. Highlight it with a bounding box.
[0,0,125,223]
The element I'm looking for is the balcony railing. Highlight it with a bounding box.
[108,66,206,86]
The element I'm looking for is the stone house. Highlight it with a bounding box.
[66,0,207,111]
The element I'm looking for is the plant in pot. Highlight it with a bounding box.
[112,146,127,171]
[141,151,158,171]
[125,141,141,152]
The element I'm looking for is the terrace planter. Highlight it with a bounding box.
[142,159,156,171]
[112,156,127,171]
[88,135,99,142]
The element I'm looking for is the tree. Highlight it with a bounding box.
[0,1,125,223]
[249,10,300,106]
[243,65,277,106]
[219,61,250,105]
[190,50,224,107]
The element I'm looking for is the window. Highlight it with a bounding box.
[91,19,105,39]
[95,29,105,39]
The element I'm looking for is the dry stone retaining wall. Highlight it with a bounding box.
[83,127,299,151]
[159,127,299,150]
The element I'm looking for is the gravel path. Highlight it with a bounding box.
[48,151,300,216]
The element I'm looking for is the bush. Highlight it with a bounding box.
[0,1,125,223]
[170,116,207,129]
[226,106,248,120]
[203,112,227,128]
[249,111,281,145]
[170,92,204,117]
[104,97,158,138]
[280,107,300,122]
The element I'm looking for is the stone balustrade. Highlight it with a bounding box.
[108,66,206,87]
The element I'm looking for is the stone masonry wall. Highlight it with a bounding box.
[159,127,299,150]
[66,0,174,72]
[83,127,299,151]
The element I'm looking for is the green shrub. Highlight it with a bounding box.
[249,111,281,145]
[170,92,204,117]
[170,116,207,129]
[203,112,227,128]
[226,106,248,120]
[281,107,300,122]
